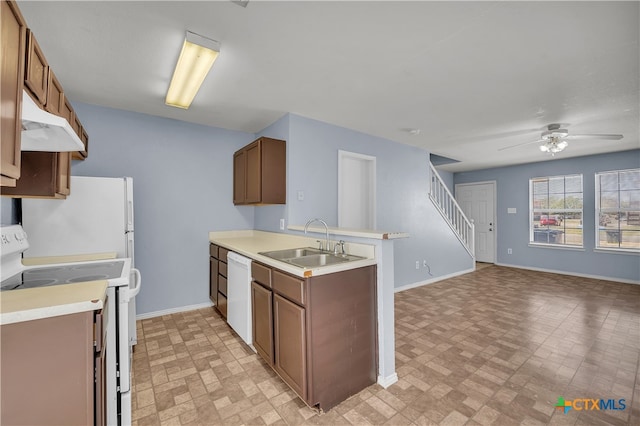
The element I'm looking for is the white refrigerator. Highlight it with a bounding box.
[21,175,138,345]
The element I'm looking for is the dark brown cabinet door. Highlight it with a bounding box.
[232,137,286,205]
[24,30,48,105]
[274,293,307,400]
[57,152,71,196]
[233,150,246,204]
[251,281,274,364]
[245,141,261,203]
[2,151,70,199]
[1,0,26,186]
[45,68,63,115]
[209,255,219,305]
[1,312,95,425]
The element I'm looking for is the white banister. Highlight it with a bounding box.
[428,163,475,258]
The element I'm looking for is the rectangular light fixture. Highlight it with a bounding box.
[165,31,220,109]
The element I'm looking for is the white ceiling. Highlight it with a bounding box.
[17,1,639,172]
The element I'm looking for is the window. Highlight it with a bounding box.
[530,174,583,247]
[595,169,640,251]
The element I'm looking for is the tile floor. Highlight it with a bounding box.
[131,266,640,425]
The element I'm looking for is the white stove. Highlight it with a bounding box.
[0,224,140,425]
[1,260,127,291]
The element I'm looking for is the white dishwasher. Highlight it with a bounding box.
[226,251,255,350]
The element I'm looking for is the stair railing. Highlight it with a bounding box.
[428,162,475,258]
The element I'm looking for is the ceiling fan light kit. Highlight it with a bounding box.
[499,123,623,156]
[539,138,568,156]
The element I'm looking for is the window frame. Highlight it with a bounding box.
[529,174,584,249]
[594,168,640,253]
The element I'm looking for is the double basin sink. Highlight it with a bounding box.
[259,247,365,269]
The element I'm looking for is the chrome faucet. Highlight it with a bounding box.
[304,218,330,251]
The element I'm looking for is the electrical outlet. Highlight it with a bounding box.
[415,261,419,269]
[507,248,513,254]
[279,218,285,230]
[423,260,427,267]
[297,190,304,201]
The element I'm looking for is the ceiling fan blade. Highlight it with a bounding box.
[565,134,623,140]
[497,139,544,151]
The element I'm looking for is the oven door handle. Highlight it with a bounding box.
[125,268,141,302]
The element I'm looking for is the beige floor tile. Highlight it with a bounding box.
[131,266,639,425]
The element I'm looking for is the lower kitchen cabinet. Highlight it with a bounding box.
[274,293,307,400]
[209,244,219,305]
[251,261,377,411]
[209,243,228,318]
[0,308,106,425]
[251,280,273,364]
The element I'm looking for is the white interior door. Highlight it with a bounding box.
[456,182,496,263]
[338,150,376,229]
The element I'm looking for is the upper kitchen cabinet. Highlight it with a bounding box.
[1,0,89,192]
[233,137,286,205]
[2,152,71,199]
[1,0,27,187]
[24,29,48,106]
[45,68,63,116]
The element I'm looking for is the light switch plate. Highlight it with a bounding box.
[297,190,304,201]
[508,207,517,214]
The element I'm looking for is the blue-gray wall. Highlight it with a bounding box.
[6,103,471,315]
[256,114,473,289]
[435,168,454,194]
[1,198,18,225]
[71,103,255,315]
[454,149,640,283]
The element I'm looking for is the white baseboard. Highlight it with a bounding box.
[377,373,398,388]
[495,262,640,285]
[136,301,214,320]
[394,266,476,293]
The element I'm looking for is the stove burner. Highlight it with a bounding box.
[68,275,109,283]
[1,259,125,291]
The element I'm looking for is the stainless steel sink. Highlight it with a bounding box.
[259,247,323,261]
[259,247,365,268]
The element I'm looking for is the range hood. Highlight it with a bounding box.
[20,91,84,152]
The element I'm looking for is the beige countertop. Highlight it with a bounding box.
[22,252,117,266]
[209,230,377,277]
[288,225,409,240]
[0,280,107,325]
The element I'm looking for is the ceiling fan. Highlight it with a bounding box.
[498,123,623,156]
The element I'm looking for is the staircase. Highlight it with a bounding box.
[428,162,475,258]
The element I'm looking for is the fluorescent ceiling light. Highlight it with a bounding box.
[165,31,220,109]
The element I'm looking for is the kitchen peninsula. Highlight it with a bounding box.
[209,228,408,411]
